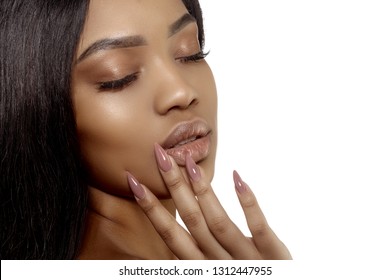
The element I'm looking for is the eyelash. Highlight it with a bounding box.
[98,73,139,91]
[97,51,209,91]
[177,50,209,63]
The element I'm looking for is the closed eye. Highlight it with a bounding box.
[97,72,139,91]
[177,51,209,63]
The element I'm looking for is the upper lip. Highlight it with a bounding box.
[161,119,211,149]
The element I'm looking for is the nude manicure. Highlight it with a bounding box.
[185,154,201,182]
[154,143,172,172]
[233,170,247,194]
[127,172,145,200]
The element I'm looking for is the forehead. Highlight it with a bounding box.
[77,0,188,55]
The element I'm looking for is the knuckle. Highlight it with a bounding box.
[193,181,210,197]
[158,223,177,245]
[250,221,270,237]
[209,215,230,236]
[140,197,159,216]
[241,195,258,209]
[166,175,185,192]
[181,210,203,229]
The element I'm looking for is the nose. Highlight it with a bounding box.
[153,59,198,115]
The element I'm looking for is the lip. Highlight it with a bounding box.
[161,119,212,166]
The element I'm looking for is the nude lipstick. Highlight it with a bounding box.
[161,119,211,166]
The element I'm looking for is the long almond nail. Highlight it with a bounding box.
[185,154,201,182]
[233,170,247,194]
[127,172,145,200]
[154,143,172,172]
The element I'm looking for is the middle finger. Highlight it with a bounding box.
[184,154,261,259]
[154,143,231,259]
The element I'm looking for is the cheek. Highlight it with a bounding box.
[197,63,218,143]
[195,63,218,131]
[192,64,218,182]
[74,92,165,197]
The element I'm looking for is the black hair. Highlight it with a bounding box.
[182,0,205,49]
[0,0,205,259]
[0,0,90,259]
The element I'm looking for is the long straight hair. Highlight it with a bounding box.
[0,0,206,259]
[0,0,90,259]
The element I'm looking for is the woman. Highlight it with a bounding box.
[0,0,291,260]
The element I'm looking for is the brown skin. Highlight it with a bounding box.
[72,0,291,259]
[72,0,217,198]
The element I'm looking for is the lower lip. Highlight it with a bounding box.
[165,133,211,166]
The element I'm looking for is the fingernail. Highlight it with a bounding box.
[185,154,201,182]
[154,143,172,172]
[127,172,145,200]
[233,170,247,194]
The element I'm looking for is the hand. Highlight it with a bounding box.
[127,143,292,260]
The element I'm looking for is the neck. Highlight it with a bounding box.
[78,186,176,260]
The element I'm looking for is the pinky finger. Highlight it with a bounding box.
[233,171,292,260]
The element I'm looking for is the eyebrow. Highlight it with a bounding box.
[168,13,196,37]
[76,13,196,64]
[76,36,146,63]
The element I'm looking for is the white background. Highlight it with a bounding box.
[2,1,389,280]
[199,0,390,273]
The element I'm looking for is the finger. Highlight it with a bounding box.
[233,171,292,259]
[154,144,231,259]
[127,171,204,259]
[185,155,261,259]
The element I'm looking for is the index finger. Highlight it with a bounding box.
[127,172,205,260]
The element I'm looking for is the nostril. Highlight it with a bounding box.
[189,98,198,107]
[169,105,181,111]
[167,97,198,112]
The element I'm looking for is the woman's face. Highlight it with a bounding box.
[72,0,217,198]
